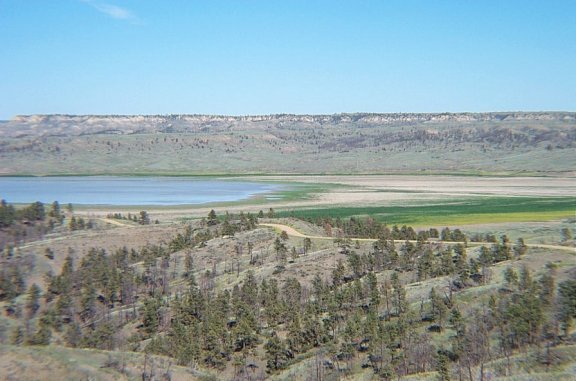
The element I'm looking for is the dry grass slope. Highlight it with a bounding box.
[0,112,574,175]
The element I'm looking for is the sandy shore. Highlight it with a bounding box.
[248,175,576,196]
[77,175,576,221]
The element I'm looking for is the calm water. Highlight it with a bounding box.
[0,177,281,205]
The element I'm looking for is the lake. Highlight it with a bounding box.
[0,177,282,206]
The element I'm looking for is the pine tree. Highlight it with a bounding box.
[65,322,82,348]
[560,227,573,243]
[265,332,290,372]
[48,201,64,223]
[430,287,448,329]
[435,349,451,381]
[558,279,576,335]
[303,237,312,254]
[331,259,346,288]
[440,248,455,276]
[513,237,528,257]
[267,208,275,218]
[68,216,78,231]
[503,267,518,288]
[30,319,52,345]
[274,237,287,265]
[391,273,407,315]
[286,314,303,353]
[26,283,41,318]
[454,245,470,284]
[142,297,161,336]
[10,326,25,345]
[80,284,97,322]
[241,270,258,306]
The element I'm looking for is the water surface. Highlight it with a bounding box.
[0,177,281,206]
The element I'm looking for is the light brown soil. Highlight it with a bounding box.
[78,175,576,222]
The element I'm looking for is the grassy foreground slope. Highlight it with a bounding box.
[0,112,574,175]
[0,344,205,381]
[1,200,574,380]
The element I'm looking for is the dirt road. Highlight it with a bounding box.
[259,223,576,254]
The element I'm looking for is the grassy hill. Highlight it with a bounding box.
[0,112,574,175]
[1,203,574,380]
[0,344,208,381]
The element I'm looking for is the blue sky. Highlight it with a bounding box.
[1,0,575,119]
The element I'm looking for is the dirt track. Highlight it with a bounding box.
[259,223,576,254]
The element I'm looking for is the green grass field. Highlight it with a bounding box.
[276,196,576,225]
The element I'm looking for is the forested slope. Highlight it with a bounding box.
[1,201,574,380]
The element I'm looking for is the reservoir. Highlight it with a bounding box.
[0,177,281,206]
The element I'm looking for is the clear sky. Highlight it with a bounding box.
[1,0,575,119]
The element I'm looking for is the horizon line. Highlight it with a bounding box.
[6,110,575,120]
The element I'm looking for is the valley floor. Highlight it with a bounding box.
[73,174,576,226]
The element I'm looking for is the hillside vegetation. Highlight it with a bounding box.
[1,200,574,380]
[0,112,574,175]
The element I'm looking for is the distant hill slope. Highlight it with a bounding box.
[0,112,574,175]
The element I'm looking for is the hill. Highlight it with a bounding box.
[1,202,574,380]
[0,112,574,175]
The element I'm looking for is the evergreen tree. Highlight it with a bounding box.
[440,227,452,241]
[183,251,194,280]
[503,267,518,288]
[391,273,407,315]
[477,246,493,284]
[440,248,455,276]
[560,227,573,243]
[142,297,161,336]
[513,237,528,257]
[48,201,64,223]
[430,287,448,329]
[454,244,469,283]
[539,270,555,307]
[290,246,298,261]
[273,238,287,265]
[366,271,380,310]
[68,216,78,231]
[303,237,312,254]
[332,259,346,288]
[435,349,451,381]
[65,322,82,348]
[207,209,218,225]
[30,319,52,345]
[558,279,576,335]
[26,284,41,318]
[0,199,16,228]
[80,284,97,322]
[286,314,304,353]
[264,332,290,373]
[139,211,151,225]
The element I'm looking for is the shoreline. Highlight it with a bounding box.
[2,174,574,226]
[1,170,575,178]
